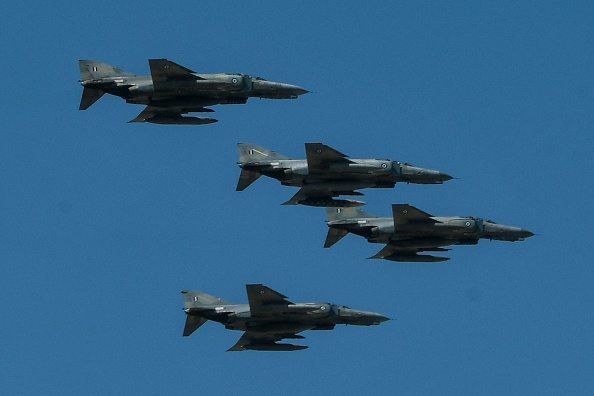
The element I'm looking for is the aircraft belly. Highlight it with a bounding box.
[244,321,314,334]
[300,180,376,191]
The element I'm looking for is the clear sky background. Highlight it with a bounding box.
[1,1,592,395]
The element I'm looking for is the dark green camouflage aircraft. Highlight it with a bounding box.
[78,59,308,124]
[325,204,534,262]
[181,284,388,351]
[236,143,452,207]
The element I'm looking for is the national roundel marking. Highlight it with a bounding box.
[465,221,471,227]
[232,78,238,84]
[320,306,326,310]
[381,163,387,168]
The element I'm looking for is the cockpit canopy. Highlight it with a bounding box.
[241,75,266,81]
[468,217,496,224]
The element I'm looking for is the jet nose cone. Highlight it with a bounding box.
[438,172,453,182]
[252,80,309,99]
[282,83,309,97]
[401,165,453,184]
[376,314,390,323]
[519,229,535,239]
[484,224,535,241]
[367,312,390,324]
[295,86,309,96]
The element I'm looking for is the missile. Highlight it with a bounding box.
[246,343,308,351]
[144,116,218,125]
[298,198,366,208]
[383,254,450,263]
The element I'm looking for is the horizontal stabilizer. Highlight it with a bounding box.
[236,169,261,191]
[183,315,207,337]
[324,228,349,248]
[79,87,105,110]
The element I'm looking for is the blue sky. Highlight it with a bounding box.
[1,1,592,394]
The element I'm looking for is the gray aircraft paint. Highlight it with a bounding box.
[236,143,452,207]
[181,284,388,351]
[78,59,308,124]
[325,204,534,262]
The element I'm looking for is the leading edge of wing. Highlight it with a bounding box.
[305,143,352,173]
[227,332,308,352]
[148,59,200,82]
[128,106,217,125]
[246,284,293,315]
[391,204,436,225]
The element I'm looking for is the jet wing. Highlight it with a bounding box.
[149,59,202,90]
[305,143,353,174]
[368,243,450,262]
[246,284,293,316]
[392,203,436,225]
[128,106,217,125]
[228,331,307,351]
[282,186,364,205]
[282,188,313,205]
[128,106,165,122]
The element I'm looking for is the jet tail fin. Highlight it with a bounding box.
[78,60,136,81]
[237,143,291,164]
[79,87,105,110]
[236,169,262,191]
[181,290,231,308]
[325,207,377,221]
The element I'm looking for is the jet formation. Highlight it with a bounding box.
[75,58,534,350]
[325,204,534,262]
[236,143,452,207]
[182,284,388,351]
[78,59,308,124]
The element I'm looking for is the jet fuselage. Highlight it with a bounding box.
[82,73,306,106]
[185,302,387,333]
[328,216,533,245]
[241,158,451,189]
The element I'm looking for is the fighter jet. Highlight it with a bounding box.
[181,284,388,351]
[78,59,308,124]
[325,204,534,262]
[236,143,452,207]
